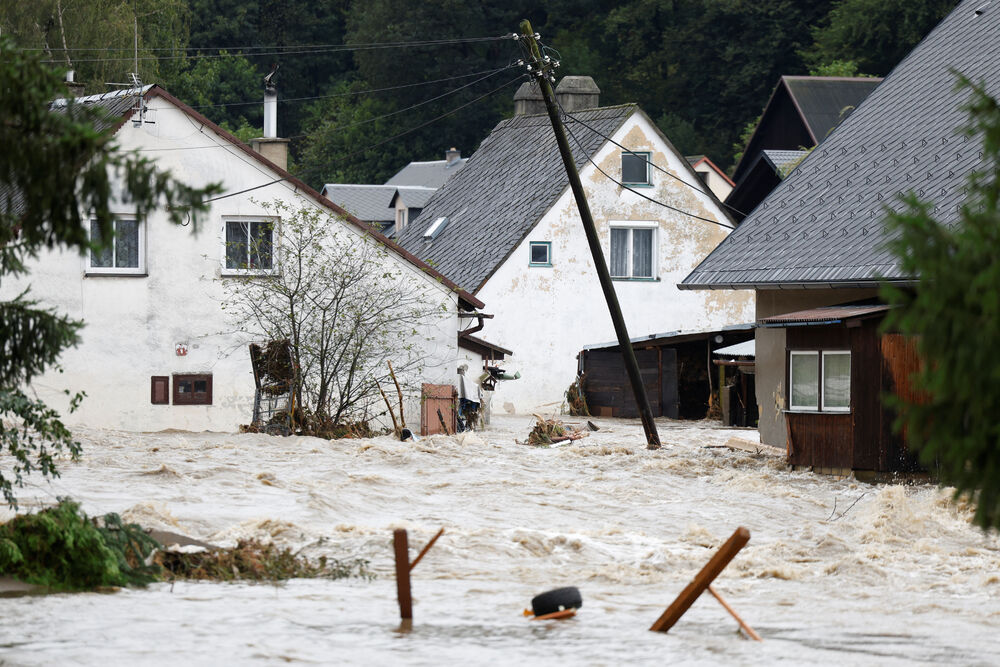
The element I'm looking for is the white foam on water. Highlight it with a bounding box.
[1,415,999,664]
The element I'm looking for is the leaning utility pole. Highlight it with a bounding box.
[518,20,660,450]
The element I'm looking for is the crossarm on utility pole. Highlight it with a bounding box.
[518,19,660,449]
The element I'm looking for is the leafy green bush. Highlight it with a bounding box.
[0,499,159,590]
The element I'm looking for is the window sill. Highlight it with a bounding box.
[221,270,279,278]
[85,271,148,278]
[528,263,553,268]
[611,276,660,282]
[783,409,852,415]
[622,183,654,188]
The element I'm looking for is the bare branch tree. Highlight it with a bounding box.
[221,199,448,425]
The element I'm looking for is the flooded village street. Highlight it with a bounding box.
[2,415,999,665]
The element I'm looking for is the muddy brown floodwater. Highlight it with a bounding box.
[1,415,999,665]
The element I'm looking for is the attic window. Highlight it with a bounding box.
[622,151,650,186]
[529,241,551,267]
[424,216,449,241]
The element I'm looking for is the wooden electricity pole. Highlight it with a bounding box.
[518,19,660,449]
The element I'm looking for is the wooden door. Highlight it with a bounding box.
[421,383,456,436]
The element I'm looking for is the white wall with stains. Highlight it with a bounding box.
[475,110,754,414]
[4,93,459,432]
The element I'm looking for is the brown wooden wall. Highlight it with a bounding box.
[787,412,852,468]
[580,348,678,418]
[783,318,923,473]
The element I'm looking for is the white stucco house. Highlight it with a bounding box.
[395,77,754,413]
[4,85,484,432]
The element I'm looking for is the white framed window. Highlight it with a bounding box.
[223,217,277,275]
[788,349,851,412]
[88,218,145,275]
[621,151,651,185]
[395,207,407,231]
[789,351,819,411]
[529,241,551,267]
[609,222,656,279]
[822,351,851,411]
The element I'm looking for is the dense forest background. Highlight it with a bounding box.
[1,0,954,187]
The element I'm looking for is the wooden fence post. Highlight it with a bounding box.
[650,527,755,636]
[393,527,445,624]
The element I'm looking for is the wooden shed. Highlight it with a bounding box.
[759,304,922,477]
[577,326,754,420]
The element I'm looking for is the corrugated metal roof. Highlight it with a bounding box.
[759,304,891,326]
[582,323,754,351]
[683,0,999,290]
[714,339,755,358]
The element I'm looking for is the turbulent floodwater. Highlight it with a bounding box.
[2,415,999,666]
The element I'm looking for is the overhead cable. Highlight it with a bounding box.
[556,100,734,230]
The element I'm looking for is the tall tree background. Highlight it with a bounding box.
[1,0,957,186]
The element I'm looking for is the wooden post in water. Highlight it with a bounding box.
[393,527,445,623]
[393,529,413,620]
[650,526,758,639]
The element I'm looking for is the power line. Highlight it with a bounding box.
[556,99,734,230]
[39,35,515,64]
[31,35,515,53]
[284,65,515,140]
[197,74,526,206]
[557,102,749,221]
[186,67,511,111]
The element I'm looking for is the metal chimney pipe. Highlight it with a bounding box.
[264,85,277,139]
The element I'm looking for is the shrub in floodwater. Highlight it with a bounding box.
[154,538,374,582]
[0,498,160,590]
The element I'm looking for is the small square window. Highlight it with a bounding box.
[173,374,213,405]
[788,350,851,413]
[88,218,145,274]
[621,151,650,185]
[224,218,276,274]
[529,241,551,266]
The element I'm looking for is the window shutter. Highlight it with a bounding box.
[151,376,169,404]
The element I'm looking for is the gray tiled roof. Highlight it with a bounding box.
[392,186,436,209]
[385,158,467,188]
[394,105,636,293]
[683,0,999,289]
[2,87,150,219]
[321,184,438,223]
[762,150,810,177]
[782,76,883,143]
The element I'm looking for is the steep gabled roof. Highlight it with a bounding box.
[732,76,882,183]
[394,105,636,293]
[782,76,883,144]
[46,85,483,309]
[683,0,999,290]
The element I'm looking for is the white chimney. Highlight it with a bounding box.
[250,68,289,171]
[263,84,277,138]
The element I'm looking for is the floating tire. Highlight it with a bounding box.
[531,586,583,617]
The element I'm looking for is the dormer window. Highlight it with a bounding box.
[621,151,651,186]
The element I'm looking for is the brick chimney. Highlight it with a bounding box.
[555,76,600,112]
[513,80,545,115]
[250,69,289,171]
